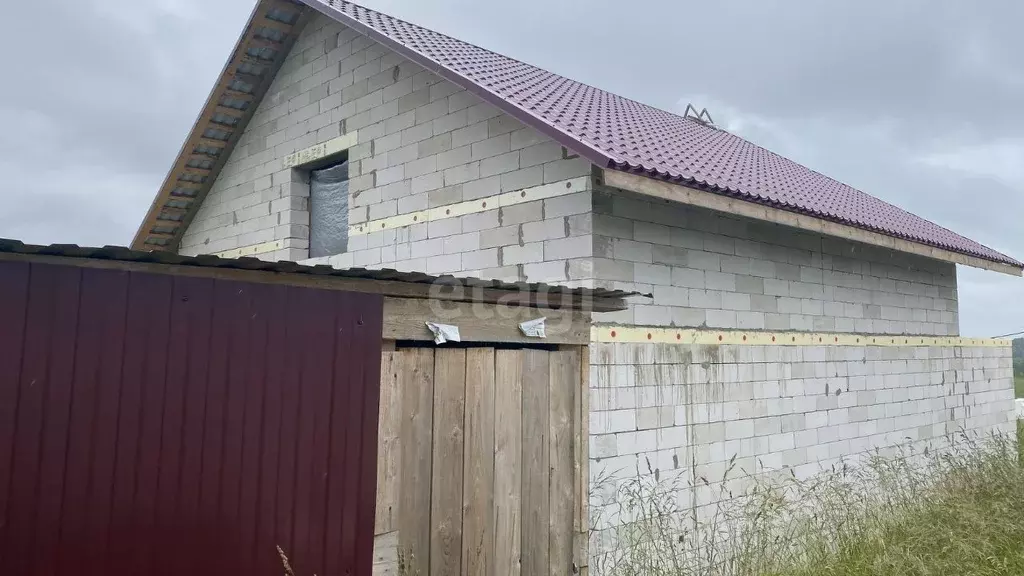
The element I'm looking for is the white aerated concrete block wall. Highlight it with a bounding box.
[593,187,960,336]
[181,12,595,282]
[588,342,1016,559]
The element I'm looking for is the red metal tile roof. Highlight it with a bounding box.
[305,0,1019,269]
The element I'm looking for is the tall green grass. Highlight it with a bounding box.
[596,426,1024,576]
[1014,375,1024,398]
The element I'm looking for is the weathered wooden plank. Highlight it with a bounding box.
[375,352,401,534]
[521,350,550,576]
[549,350,578,576]
[382,297,591,344]
[462,348,496,575]
[373,531,399,576]
[430,349,466,576]
[399,349,434,575]
[576,345,591,571]
[493,350,523,576]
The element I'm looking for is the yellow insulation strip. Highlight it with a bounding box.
[349,176,591,237]
[590,325,1010,348]
[213,240,284,259]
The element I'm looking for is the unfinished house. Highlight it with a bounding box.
[133,0,1022,571]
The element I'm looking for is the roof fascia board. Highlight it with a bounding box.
[295,0,615,169]
[602,168,1023,277]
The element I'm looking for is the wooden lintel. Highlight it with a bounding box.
[382,297,591,345]
[146,230,177,239]
[602,169,1023,277]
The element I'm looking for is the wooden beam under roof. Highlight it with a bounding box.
[156,206,189,218]
[192,137,230,149]
[252,15,295,33]
[213,105,246,118]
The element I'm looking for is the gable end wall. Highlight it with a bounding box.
[180,12,593,281]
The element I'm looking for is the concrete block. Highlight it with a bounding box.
[443,161,481,186]
[451,121,490,148]
[471,134,511,161]
[427,216,462,239]
[687,250,722,272]
[705,271,736,291]
[522,217,568,243]
[722,292,751,311]
[500,201,543,226]
[500,166,544,192]
[543,157,591,183]
[545,235,592,261]
[462,175,501,201]
[465,212,504,236]
[480,151,521,177]
[475,222,516,247]
[522,260,567,282]
[545,191,591,218]
[706,309,737,328]
[520,141,562,168]
[612,239,653,263]
[502,242,544,265]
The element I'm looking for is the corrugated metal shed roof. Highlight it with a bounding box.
[0,239,640,304]
[298,0,1020,269]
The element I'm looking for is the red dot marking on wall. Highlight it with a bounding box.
[676,333,681,340]
[413,216,418,221]
[834,337,839,342]
[818,337,822,342]
[647,333,652,340]
[610,330,617,338]
[718,335,723,341]
[381,223,386,228]
[857,338,861,343]
[521,191,527,197]
[792,337,796,342]
[482,202,487,208]
[446,209,451,215]
[772,336,776,342]
[742,335,747,341]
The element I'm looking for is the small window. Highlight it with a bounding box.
[309,159,349,258]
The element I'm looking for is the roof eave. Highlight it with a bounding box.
[131,0,311,252]
[602,168,1024,277]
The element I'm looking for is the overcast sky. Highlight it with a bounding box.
[2,0,1021,336]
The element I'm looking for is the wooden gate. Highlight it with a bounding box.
[373,346,588,576]
[0,261,384,576]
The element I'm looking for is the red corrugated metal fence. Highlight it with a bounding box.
[0,261,383,576]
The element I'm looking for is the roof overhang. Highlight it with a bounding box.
[131,0,312,252]
[602,168,1024,277]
